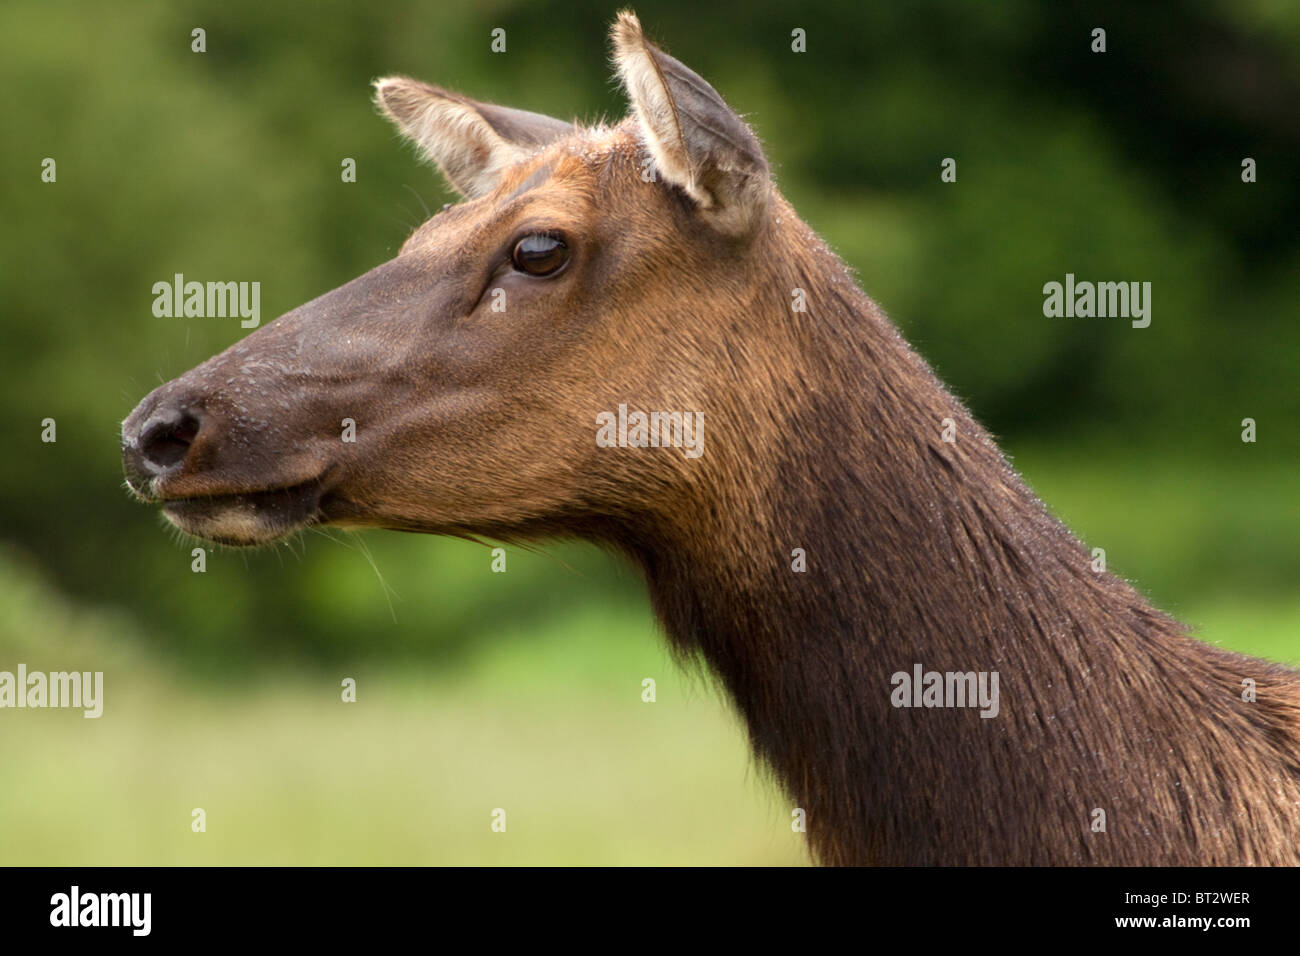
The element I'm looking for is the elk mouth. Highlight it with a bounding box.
[154,479,330,547]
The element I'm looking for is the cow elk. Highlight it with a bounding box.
[122,12,1300,865]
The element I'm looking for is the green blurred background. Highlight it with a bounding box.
[1,0,1297,864]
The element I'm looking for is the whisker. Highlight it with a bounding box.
[401,183,432,220]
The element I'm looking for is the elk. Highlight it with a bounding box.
[121,12,1300,865]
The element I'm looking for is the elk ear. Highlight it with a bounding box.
[373,77,573,198]
[612,12,770,236]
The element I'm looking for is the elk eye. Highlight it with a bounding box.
[511,234,569,276]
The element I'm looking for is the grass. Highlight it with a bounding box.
[0,453,1296,865]
[0,554,806,865]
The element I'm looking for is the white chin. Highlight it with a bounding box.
[162,502,299,546]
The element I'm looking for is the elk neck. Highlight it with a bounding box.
[606,199,1300,864]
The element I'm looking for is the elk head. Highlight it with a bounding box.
[122,13,779,549]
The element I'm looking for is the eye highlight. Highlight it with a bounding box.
[511,234,569,277]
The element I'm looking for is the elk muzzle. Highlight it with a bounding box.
[121,377,335,545]
[120,255,450,545]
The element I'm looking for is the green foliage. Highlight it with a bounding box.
[0,0,1295,704]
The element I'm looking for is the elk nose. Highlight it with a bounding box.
[122,402,203,495]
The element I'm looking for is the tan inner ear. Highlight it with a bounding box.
[611,15,709,207]
[374,78,530,198]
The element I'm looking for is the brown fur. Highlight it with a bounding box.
[122,13,1300,865]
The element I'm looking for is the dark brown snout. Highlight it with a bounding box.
[121,374,333,545]
[120,254,464,545]
[121,392,203,500]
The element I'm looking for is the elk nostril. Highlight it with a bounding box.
[139,411,201,470]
